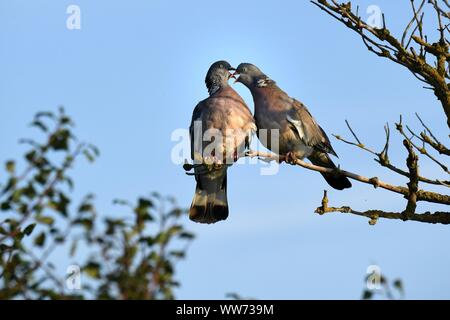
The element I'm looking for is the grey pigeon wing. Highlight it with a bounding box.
[189,102,204,161]
[288,99,338,157]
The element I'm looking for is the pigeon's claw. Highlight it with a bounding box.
[285,152,298,165]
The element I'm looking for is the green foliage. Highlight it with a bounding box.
[362,274,404,300]
[0,108,194,300]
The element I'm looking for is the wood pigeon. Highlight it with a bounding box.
[189,61,256,223]
[234,63,351,190]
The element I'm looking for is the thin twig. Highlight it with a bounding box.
[415,113,450,155]
[345,119,363,145]
[396,117,449,174]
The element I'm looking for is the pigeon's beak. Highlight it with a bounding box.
[228,67,236,80]
[232,71,240,83]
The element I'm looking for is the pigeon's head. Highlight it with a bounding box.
[205,60,236,94]
[234,63,270,88]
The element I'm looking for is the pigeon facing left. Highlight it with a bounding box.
[188,61,256,224]
[234,63,351,190]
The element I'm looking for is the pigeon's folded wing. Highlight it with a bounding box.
[287,99,338,157]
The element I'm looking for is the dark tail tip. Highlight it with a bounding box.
[189,204,228,224]
[211,204,229,222]
[322,173,352,190]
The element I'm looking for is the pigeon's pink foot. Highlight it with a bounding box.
[285,152,298,165]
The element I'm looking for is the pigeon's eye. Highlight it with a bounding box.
[242,67,248,73]
[219,64,224,69]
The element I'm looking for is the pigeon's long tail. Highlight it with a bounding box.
[308,152,352,190]
[189,167,228,224]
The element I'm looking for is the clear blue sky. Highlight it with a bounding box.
[1,0,449,299]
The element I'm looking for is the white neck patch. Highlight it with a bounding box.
[256,78,273,88]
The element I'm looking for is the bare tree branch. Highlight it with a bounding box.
[312,0,450,127]
[334,121,449,186]
[403,139,419,216]
[414,113,450,155]
[244,150,450,205]
[396,116,449,174]
[315,190,450,225]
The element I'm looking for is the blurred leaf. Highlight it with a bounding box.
[64,177,74,191]
[35,215,54,225]
[49,129,70,151]
[23,223,36,236]
[35,111,55,119]
[5,160,15,174]
[83,150,95,163]
[113,199,130,206]
[139,236,154,246]
[23,183,37,199]
[11,189,23,202]
[362,290,373,300]
[60,116,72,125]
[168,208,183,217]
[155,226,182,245]
[30,120,48,132]
[166,196,176,205]
[25,150,37,163]
[78,203,93,213]
[56,192,70,216]
[178,232,195,240]
[19,138,40,148]
[54,236,65,243]
[1,201,11,211]
[169,250,185,259]
[34,169,51,185]
[2,177,17,195]
[151,191,160,199]
[88,144,100,157]
[18,203,28,214]
[393,279,404,295]
[14,231,26,242]
[0,244,13,251]
[63,155,74,167]
[138,198,153,208]
[105,218,126,235]
[84,262,101,279]
[34,232,46,247]
[167,225,183,237]
[73,218,93,231]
